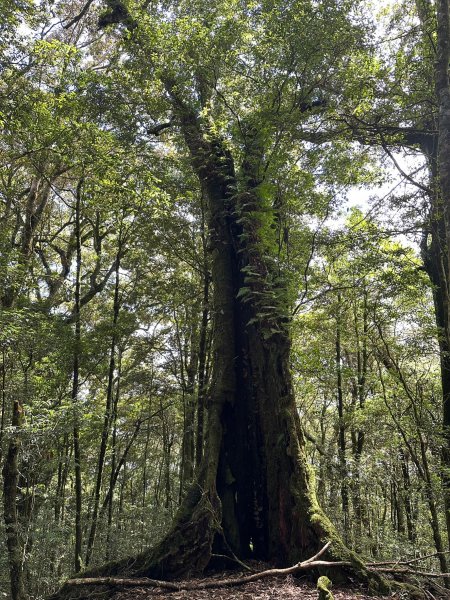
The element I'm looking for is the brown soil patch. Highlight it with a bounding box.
[111,573,386,600]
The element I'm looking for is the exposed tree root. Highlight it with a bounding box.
[53,543,436,599]
[47,481,430,600]
[48,483,222,600]
[64,543,351,591]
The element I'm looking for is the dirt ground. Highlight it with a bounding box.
[111,573,390,600]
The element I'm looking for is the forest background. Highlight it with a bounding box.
[1,0,450,598]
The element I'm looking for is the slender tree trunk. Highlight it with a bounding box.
[105,347,121,560]
[51,436,71,577]
[101,416,143,525]
[72,181,83,574]
[435,0,450,551]
[85,254,121,566]
[378,355,448,577]
[317,401,328,505]
[2,393,27,600]
[162,409,174,512]
[399,448,415,543]
[141,397,153,543]
[118,463,126,531]
[55,435,70,525]
[178,318,198,498]
[393,475,405,535]
[196,202,210,468]
[335,294,349,542]
[418,430,448,576]
[351,291,368,551]
[0,348,7,464]
[0,348,6,465]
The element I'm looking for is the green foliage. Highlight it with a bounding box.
[0,0,448,596]
[293,210,442,560]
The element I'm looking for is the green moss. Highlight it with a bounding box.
[317,576,333,600]
[388,582,427,599]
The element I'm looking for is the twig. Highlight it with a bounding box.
[380,140,431,194]
[211,553,254,572]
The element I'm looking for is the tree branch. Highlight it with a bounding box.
[146,120,173,136]
[63,0,96,29]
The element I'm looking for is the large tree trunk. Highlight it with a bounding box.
[419,0,450,551]
[435,0,450,551]
[49,94,390,600]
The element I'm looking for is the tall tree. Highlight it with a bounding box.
[427,0,450,548]
[51,2,391,596]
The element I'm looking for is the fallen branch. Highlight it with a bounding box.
[368,566,450,579]
[66,542,351,590]
[368,551,450,568]
[211,553,253,572]
[61,542,450,598]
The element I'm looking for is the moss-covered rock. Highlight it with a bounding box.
[317,575,333,600]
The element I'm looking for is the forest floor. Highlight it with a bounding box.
[111,570,389,600]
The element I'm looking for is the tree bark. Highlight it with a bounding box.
[2,394,27,600]
[434,0,450,551]
[85,252,121,566]
[72,180,83,574]
[49,95,389,600]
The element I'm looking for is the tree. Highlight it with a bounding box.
[0,15,170,596]
[4,1,450,598]
[51,2,392,597]
[425,0,450,550]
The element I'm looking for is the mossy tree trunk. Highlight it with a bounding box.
[162,97,350,568]
[50,80,389,600]
[418,0,450,553]
[434,0,450,552]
